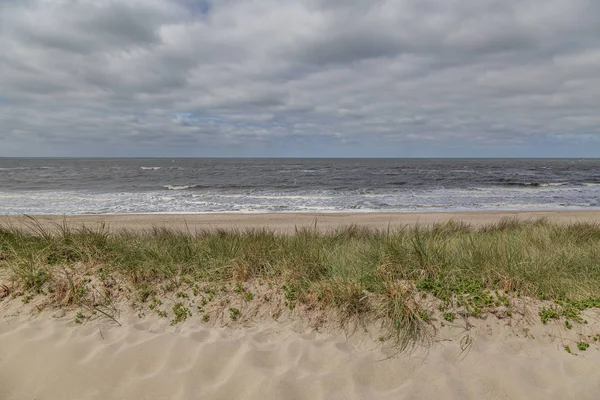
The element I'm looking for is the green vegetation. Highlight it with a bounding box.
[21,293,34,304]
[418,310,431,322]
[282,281,299,310]
[539,308,561,324]
[229,307,240,321]
[565,320,573,330]
[149,298,167,318]
[577,341,590,351]
[171,303,191,325]
[442,312,456,322]
[137,284,154,303]
[2,218,600,349]
[539,298,600,325]
[75,311,85,324]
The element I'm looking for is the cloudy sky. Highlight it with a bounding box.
[1,0,599,157]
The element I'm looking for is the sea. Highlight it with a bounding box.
[0,158,599,215]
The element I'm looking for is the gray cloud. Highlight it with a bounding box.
[1,0,599,156]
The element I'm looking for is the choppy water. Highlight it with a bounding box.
[1,158,599,214]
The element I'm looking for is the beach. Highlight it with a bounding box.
[2,307,600,400]
[4,209,600,233]
[2,211,600,399]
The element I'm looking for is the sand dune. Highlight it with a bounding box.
[2,309,600,400]
[2,212,600,399]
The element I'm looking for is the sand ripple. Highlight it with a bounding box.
[1,315,600,399]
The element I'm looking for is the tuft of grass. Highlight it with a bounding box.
[282,281,299,310]
[137,284,154,303]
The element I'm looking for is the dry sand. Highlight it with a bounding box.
[1,307,600,400]
[3,210,600,233]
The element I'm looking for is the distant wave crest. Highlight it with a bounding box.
[0,167,50,171]
[163,184,256,191]
[499,181,568,187]
[164,184,206,190]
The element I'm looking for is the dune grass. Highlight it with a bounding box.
[1,217,600,348]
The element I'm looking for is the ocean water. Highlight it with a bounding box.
[0,158,599,215]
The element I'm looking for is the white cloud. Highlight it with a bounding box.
[1,0,599,156]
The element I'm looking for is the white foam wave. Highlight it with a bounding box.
[0,167,50,171]
[539,182,568,187]
[2,183,600,215]
[218,194,335,200]
[141,167,161,170]
[165,185,192,190]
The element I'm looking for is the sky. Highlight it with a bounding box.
[1,0,599,158]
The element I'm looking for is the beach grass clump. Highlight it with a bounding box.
[2,217,600,346]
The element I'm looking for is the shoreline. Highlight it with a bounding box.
[2,210,600,232]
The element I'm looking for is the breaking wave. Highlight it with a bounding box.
[498,182,568,187]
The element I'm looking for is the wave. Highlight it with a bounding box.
[163,184,260,191]
[0,167,50,171]
[499,182,568,187]
[164,185,207,190]
[141,167,162,170]
[279,169,321,174]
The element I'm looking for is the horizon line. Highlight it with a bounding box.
[2,156,600,160]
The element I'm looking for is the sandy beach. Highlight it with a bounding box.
[2,211,600,399]
[1,306,600,400]
[3,210,600,233]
